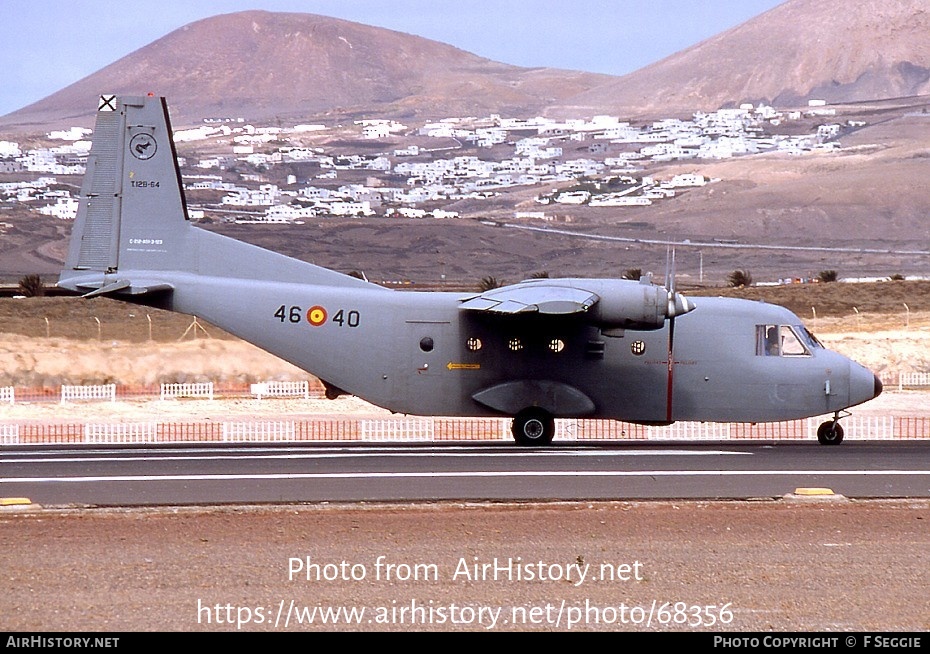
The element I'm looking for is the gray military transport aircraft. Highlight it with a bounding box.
[58,95,883,445]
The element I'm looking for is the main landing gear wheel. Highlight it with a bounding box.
[512,408,555,446]
[817,420,845,445]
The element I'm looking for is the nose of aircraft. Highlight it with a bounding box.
[849,361,883,408]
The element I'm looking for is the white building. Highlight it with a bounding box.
[263,204,316,221]
[554,190,590,204]
[0,141,21,157]
[388,207,428,218]
[174,126,226,142]
[38,196,79,219]
[663,174,707,188]
[48,127,91,141]
[222,184,280,207]
[17,149,84,174]
[360,120,407,139]
[323,201,374,216]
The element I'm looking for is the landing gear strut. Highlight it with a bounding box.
[512,408,555,446]
[817,412,846,445]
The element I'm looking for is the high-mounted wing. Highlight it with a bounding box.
[459,278,694,330]
[459,282,598,316]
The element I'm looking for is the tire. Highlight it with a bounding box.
[512,408,555,446]
[817,421,844,445]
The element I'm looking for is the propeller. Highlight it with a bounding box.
[664,247,695,320]
[663,248,693,422]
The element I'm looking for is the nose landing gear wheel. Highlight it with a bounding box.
[512,408,555,446]
[817,420,845,445]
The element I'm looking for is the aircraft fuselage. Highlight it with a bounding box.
[163,275,876,425]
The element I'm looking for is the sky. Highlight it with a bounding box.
[0,0,785,117]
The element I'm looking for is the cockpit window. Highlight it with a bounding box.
[758,325,779,356]
[800,327,824,349]
[779,326,808,355]
[756,325,811,357]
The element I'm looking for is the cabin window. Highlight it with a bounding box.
[419,337,434,352]
[548,338,565,354]
[508,337,524,352]
[756,325,811,357]
[466,337,483,352]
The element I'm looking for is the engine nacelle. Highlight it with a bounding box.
[457,277,695,331]
[583,279,694,330]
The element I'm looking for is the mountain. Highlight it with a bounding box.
[557,0,930,116]
[8,3,930,130]
[0,11,612,129]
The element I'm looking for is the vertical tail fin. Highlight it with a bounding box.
[59,94,379,298]
[60,94,191,294]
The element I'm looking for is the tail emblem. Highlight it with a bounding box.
[130,134,157,160]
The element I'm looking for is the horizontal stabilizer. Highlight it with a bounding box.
[81,280,131,298]
[59,273,175,298]
[82,281,174,298]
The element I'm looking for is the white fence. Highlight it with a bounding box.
[1,413,926,446]
[250,381,310,400]
[0,424,20,445]
[222,421,297,442]
[361,419,435,442]
[61,384,116,404]
[558,415,896,442]
[0,387,13,404]
[84,422,158,444]
[161,382,214,400]
[645,421,733,441]
[899,372,930,390]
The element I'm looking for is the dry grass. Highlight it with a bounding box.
[0,296,235,342]
[710,279,930,320]
[0,337,311,388]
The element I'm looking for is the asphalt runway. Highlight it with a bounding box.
[3,441,930,506]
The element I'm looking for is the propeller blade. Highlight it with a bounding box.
[662,247,695,319]
[664,246,682,422]
[666,309,676,423]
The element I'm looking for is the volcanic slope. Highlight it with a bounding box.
[0,10,612,130]
[557,0,930,117]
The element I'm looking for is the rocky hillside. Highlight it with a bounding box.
[556,0,930,117]
[0,10,611,129]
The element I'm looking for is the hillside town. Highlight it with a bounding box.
[0,100,850,224]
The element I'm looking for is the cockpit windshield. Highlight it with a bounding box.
[756,324,813,357]
[801,326,824,349]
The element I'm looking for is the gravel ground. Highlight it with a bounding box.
[1,499,928,632]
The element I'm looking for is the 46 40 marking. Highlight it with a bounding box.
[274,305,360,328]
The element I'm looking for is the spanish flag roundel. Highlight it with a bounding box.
[307,305,327,326]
